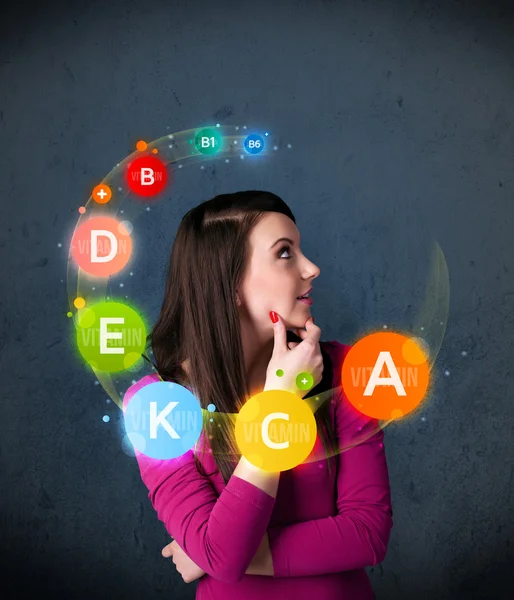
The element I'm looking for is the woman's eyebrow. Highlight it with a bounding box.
[269,237,296,250]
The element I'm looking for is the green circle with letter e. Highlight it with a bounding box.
[76,301,147,372]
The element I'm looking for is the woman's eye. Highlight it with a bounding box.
[278,245,292,259]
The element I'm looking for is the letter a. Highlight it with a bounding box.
[363,351,407,396]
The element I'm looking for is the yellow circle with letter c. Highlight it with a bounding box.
[235,389,317,472]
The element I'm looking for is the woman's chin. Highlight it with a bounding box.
[285,313,311,330]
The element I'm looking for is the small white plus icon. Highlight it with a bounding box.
[96,188,107,200]
[301,378,308,386]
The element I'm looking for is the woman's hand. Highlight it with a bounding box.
[265,313,323,397]
[162,539,207,583]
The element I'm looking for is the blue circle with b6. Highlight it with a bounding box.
[123,381,203,460]
[244,133,265,154]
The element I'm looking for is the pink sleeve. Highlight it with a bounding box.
[123,375,276,584]
[267,342,394,578]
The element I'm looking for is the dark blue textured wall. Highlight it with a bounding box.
[1,1,513,598]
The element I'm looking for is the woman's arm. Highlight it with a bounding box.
[267,396,393,577]
[242,423,392,579]
[245,532,274,576]
[245,341,394,579]
[233,455,280,498]
[124,376,278,585]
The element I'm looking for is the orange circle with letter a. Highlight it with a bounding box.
[341,332,429,421]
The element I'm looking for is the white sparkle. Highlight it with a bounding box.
[216,123,220,128]
[421,416,426,422]
[440,321,444,325]
[444,369,451,376]
[120,209,124,214]
[461,351,468,357]
[273,145,278,151]
[178,164,183,169]
[287,143,292,148]
[120,283,124,288]
[225,159,229,163]
[169,144,173,148]
[383,324,388,329]
[131,379,136,385]
[94,381,99,386]
[118,187,123,192]
[130,272,133,276]
[243,125,247,129]
[200,165,205,169]
[240,155,245,159]
[57,243,62,248]
[234,140,238,144]
[420,326,424,331]
[60,279,64,283]
[235,126,239,130]
[146,206,150,211]
[92,286,96,291]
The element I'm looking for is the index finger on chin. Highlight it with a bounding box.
[304,318,321,343]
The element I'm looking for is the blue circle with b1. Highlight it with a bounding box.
[244,134,265,155]
[123,381,203,460]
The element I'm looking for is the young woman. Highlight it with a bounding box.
[123,190,393,600]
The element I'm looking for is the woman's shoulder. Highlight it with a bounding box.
[122,372,161,411]
[320,339,352,363]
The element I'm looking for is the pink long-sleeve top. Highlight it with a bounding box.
[123,340,393,600]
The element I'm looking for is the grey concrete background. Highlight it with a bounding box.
[1,0,513,598]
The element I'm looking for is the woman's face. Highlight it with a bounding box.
[237,212,320,332]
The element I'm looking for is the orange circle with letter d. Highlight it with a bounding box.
[341,332,429,421]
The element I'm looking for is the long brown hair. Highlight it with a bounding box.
[143,191,338,484]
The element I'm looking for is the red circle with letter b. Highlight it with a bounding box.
[126,156,168,197]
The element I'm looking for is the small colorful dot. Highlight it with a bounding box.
[276,369,284,377]
[207,403,216,412]
[74,297,86,309]
[296,371,314,390]
[66,311,73,318]
[136,140,147,151]
[152,148,158,154]
[103,415,110,423]
[78,206,86,214]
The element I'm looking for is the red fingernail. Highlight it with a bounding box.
[269,311,279,323]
